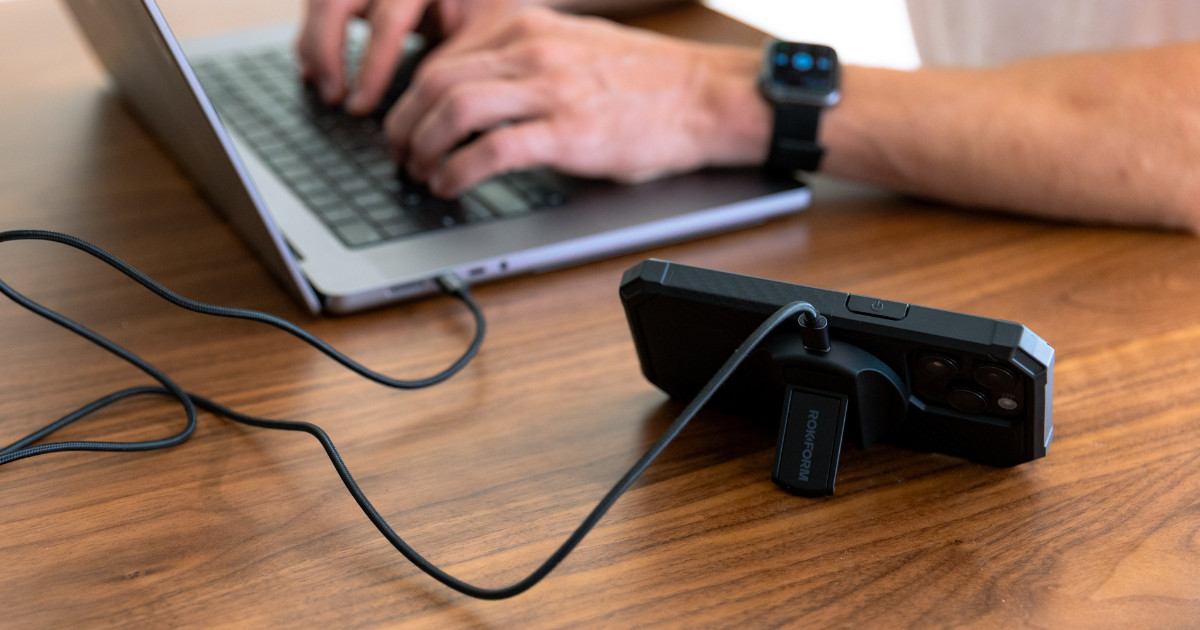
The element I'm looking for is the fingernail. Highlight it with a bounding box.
[345,91,366,114]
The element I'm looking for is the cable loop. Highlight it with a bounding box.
[0,228,814,599]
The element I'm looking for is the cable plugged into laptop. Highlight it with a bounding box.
[0,228,830,599]
[435,272,469,300]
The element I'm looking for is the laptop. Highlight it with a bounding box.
[62,0,811,314]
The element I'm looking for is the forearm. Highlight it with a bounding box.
[389,7,1200,230]
[822,46,1200,232]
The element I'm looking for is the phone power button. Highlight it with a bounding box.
[846,295,909,320]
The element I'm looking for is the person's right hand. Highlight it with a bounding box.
[384,8,771,198]
[297,0,531,116]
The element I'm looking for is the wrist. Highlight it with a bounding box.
[689,46,771,169]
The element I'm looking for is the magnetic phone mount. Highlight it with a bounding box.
[753,333,907,497]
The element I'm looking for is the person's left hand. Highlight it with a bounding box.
[297,0,534,115]
[384,7,771,198]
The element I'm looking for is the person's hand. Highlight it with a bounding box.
[385,7,772,198]
[297,0,533,115]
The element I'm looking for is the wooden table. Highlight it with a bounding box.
[1,1,1197,627]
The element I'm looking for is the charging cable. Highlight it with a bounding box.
[0,228,823,599]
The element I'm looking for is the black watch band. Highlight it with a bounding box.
[767,103,824,174]
[759,39,840,174]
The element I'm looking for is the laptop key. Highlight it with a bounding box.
[365,204,403,223]
[503,170,570,208]
[379,177,404,195]
[351,190,393,210]
[354,146,391,166]
[319,161,356,180]
[291,178,327,196]
[458,195,495,222]
[367,161,398,180]
[303,190,341,209]
[469,179,531,217]
[335,176,374,196]
[332,221,384,247]
[271,156,308,179]
[378,216,426,239]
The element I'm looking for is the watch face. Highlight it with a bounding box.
[763,41,840,106]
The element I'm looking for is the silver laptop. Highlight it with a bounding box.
[62,0,811,314]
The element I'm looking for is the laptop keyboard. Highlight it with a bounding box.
[190,47,568,248]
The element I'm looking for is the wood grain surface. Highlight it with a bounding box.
[1,1,1197,628]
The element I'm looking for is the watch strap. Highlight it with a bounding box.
[767,103,824,173]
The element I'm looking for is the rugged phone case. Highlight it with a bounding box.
[620,259,1053,493]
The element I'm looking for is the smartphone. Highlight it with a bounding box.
[620,260,1054,495]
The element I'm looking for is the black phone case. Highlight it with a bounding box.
[620,260,1053,477]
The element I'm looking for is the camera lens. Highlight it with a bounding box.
[917,353,960,379]
[946,387,989,414]
[974,365,1018,391]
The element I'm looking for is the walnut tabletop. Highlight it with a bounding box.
[1,1,1197,628]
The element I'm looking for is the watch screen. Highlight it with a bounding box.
[768,42,838,93]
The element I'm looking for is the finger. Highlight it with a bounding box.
[383,9,574,145]
[406,79,548,180]
[384,49,528,160]
[345,0,428,115]
[297,0,366,103]
[428,121,560,198]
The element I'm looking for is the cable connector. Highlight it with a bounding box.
[436,273,469,298]
[797,308,831,353]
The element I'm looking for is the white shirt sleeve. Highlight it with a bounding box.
[906,0,1200,66]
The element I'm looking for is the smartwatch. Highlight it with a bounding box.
[758,38,841,174]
